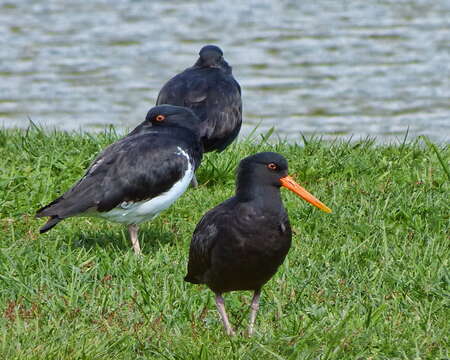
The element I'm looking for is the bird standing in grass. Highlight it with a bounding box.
[156,45,242,154]
[184,152,332,336]
[36,105,203,254]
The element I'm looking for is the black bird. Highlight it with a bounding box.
[156,45,242,154]
[184,152,332,336]
[36,105,203,254]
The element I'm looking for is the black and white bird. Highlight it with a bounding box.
[156,45,242,154]
[184,152,332,336]
[36,105,203,254]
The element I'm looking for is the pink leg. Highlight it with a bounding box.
[128,224,141,255]
[190,174,198,188]
[248,290,261,336]
[215,293,235,336]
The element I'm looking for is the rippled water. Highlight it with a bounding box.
[1,0,449,143]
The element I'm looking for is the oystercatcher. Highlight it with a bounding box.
[184,152,332,336]
[156,45,242,154]
[36,105,203,254]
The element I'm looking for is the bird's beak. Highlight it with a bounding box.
[280,176,332,213]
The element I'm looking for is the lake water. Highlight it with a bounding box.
[1,0,449,143]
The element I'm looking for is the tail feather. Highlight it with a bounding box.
[35,196,63,218]
[36,197,64,233]
[39,216,61,233]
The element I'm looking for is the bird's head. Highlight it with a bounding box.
[145,105,202,129]
[237,152,332,213]
[195,45,230,72]
[129,105,202,136]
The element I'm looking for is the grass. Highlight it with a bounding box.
[0,127,448,359]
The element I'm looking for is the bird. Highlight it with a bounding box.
[36,105,203,254]
[184,152,332,336]
[156,45,242,154]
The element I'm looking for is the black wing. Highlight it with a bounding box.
[200,76,241,152]
[36,129,199,232]
[157,68,207,107]
[184,198,237,284]
[157,68,242,152]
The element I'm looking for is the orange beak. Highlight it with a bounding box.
[279,176,332,213]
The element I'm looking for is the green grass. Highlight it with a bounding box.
[0,127,448,359]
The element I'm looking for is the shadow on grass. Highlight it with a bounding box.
[69,224,176,255]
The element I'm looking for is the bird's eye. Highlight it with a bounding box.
[155,114,165,122]
[267,163,277,171]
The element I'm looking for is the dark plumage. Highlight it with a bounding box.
[156,45,242,153]
[36,105,203,254]
[185,152,332,335]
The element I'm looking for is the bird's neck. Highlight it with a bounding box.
[159,125,201,141]
[193,60,230,74]
[236,183,283,210]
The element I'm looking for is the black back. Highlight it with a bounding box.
[36,105,203,232]
[156,45,242,152]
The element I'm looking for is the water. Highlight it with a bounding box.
[1,0,449,143]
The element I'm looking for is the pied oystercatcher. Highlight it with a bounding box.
[184,152,332,335]
[36,105,203,254]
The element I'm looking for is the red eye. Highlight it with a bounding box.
[267,163,277,171]
[155,114,165,122]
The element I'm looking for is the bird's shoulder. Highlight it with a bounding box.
[158,67,240,106]
[232,201,291,236]
[84,130,193,177]
[191,197,266,246]
[191,197,236,244]
[157,67,207,105]
[204,70,241,99]
[186,198,238,280]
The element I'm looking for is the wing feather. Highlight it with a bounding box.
[184,199,234,283]
[157,68,242,152]
[36,132,193,220]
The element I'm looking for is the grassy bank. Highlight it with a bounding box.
[0,128,448,359]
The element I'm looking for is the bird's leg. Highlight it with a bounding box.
[214,293,235,336]
[128,224,141,255]
[247,289,261,337]
[190,174,198,188]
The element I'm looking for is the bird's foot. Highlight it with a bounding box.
[246,326,255,337]
[128,224,141,255]
[215,293,235,336]
[226,327,236,336]
[246,290,260,337]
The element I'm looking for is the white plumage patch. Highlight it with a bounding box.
[96,147,193,225]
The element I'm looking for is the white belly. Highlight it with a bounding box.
[96,147,193,225]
